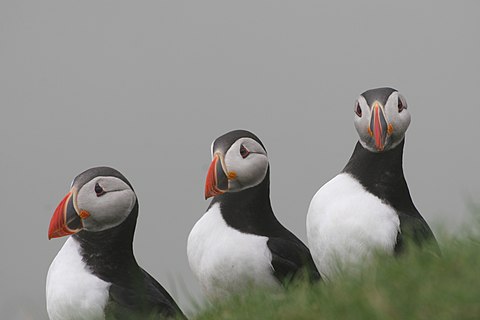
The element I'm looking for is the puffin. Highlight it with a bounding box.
[187,130,320,299]
[46,167,185,320]
[306,87,439,280]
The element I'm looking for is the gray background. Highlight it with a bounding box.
[1,1,479,318]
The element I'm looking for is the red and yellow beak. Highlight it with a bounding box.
[48,189,84,239]
[369,102,389,151]
[205,153,229,199]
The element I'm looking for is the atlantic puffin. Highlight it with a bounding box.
[187,130,320,299]
[306,87,439,280]
[46,167,185,319]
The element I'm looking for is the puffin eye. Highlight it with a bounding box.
[240,144,250,159]
[355,102,362,117]
[398,96,407,112]
[95,183,106,197]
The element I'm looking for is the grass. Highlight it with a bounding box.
[193,225,480,320]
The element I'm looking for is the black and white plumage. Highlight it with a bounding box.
[188,130,320,299]
[307,88,439,279]
[47,167,185,320]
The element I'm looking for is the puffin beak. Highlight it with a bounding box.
[205,153,229,199]
[48,189,83,239]
[369,102,388,151]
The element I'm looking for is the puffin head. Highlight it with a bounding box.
[204,130,269,199]
[48,167,137,239]
[353,87,411,152]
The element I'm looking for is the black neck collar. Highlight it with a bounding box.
[342,140,416,212]
[210,168,283,236]
[73,201,139,283]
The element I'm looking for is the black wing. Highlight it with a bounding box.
[105,269,186,320]
[267,236,321,284]
[394,210,440,255]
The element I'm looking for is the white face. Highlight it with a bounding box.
[222,137,269,192]
[353,91,411,152]
[75,176,137,232]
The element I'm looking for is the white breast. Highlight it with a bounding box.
[306,173,400,280]
[187,203,280,299]
[46,237,110,320]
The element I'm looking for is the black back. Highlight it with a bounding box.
[73,202,185,319]
[342,140,439,253]
[210,168,321,283]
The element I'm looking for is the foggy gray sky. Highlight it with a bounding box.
[1,1,479,318]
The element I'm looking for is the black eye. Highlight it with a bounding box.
[355,102,362,117]
[398,96,407,112]
[95,183,106,197]
[240,144,250,159]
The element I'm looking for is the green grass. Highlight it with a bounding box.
[193,229,480,320]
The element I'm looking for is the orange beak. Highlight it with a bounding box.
[48,190,83,239]
[370,102,388,151]
[204,153,229,199]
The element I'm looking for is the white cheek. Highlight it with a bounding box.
[386,107,411,148]
[354,109,373,148]
[77,189,136,232]
[354,115,368,135]
[235,156,268,187]
[398,112,411,132]
[225,153,268,191]
[385,93,410,134]
[223,137,269,191]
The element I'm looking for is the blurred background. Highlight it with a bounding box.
[1,1,479,318]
